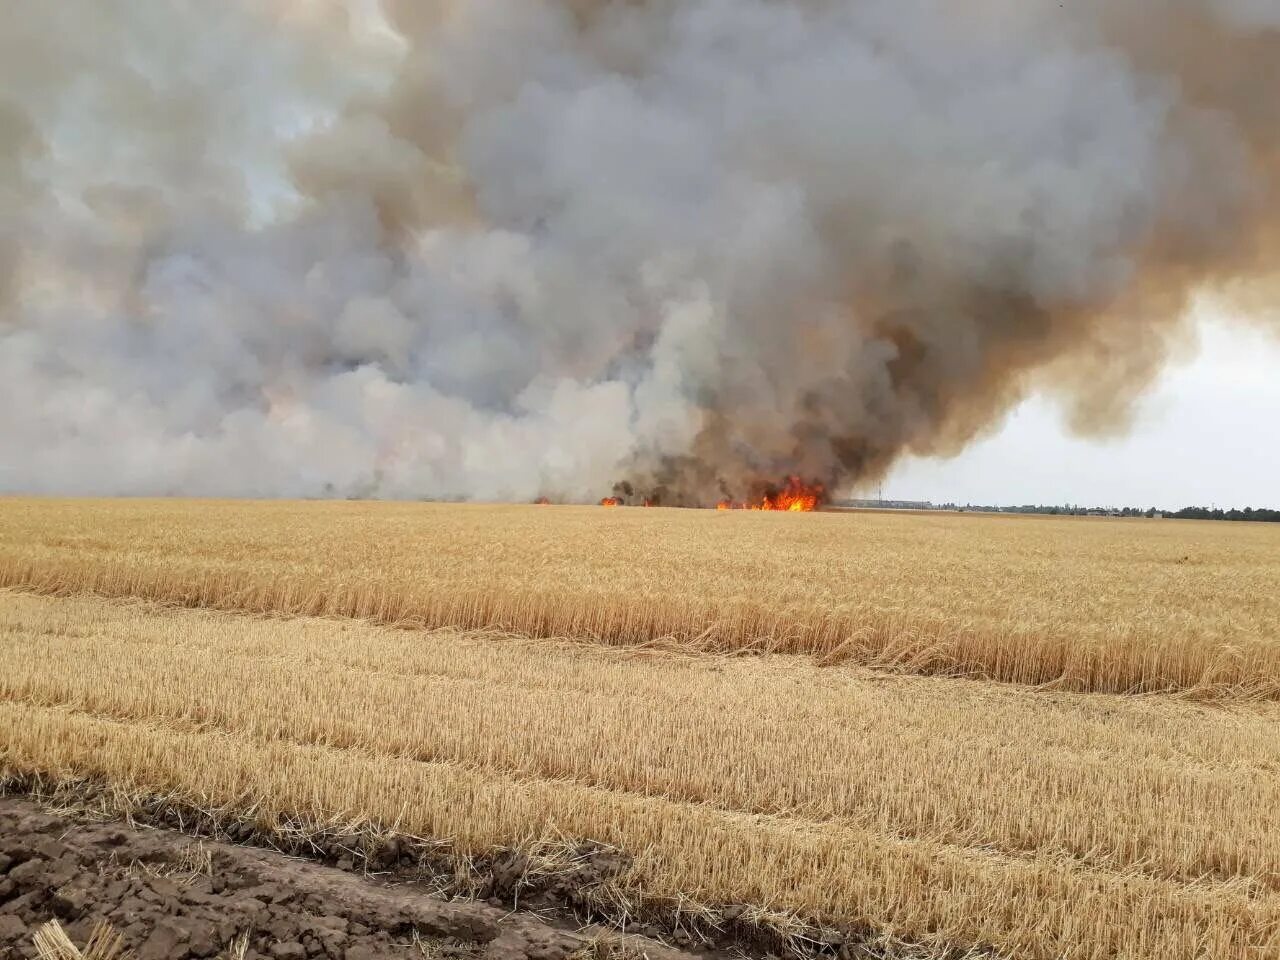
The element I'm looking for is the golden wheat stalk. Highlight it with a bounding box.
[33,920,133,960]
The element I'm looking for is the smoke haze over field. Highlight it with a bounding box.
[1,1,1277,504]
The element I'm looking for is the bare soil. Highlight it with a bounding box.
[0,797,693,960]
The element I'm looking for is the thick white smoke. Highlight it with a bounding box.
[1,1,1276,503]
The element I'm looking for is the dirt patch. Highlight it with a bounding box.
[0,777,989,960]
[0,796,691,960]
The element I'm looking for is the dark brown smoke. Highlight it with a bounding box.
[0,1,1276,503]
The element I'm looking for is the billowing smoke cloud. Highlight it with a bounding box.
[1,1,1276,504]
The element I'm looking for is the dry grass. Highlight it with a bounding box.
[1,498,1278,697]
[34,921,133,960]
[2,592,1277,960]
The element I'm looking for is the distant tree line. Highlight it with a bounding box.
[1162,506,1280,522]
[936,503,1280,522]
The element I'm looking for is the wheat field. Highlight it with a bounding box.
[2,498,1279,960]
[2,591,1278,960]
[2,497,1279,695]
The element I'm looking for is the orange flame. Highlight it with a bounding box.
[534,497,550,505]
[716,477,824,512]
[594,478,822,511]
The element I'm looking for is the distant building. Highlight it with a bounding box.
[837,498,935,511]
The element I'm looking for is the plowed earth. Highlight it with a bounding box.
[0,797,693,960]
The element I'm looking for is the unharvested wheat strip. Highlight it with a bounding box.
[2,498,1279,696]
[4,553,1270,697]
[0,701,1275,960]
[2,593,1278,891]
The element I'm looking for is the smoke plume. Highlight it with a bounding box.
[2,1,1277,503]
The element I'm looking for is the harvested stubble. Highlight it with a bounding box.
[1,498,1279,697]
[33,920,131,960]
[1,592,1278,960]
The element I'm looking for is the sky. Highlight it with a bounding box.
[881,312,1280,509]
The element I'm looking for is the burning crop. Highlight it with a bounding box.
[716,478,825,512]
[571,477,827,510]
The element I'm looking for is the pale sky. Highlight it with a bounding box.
[881,314,1280,509]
